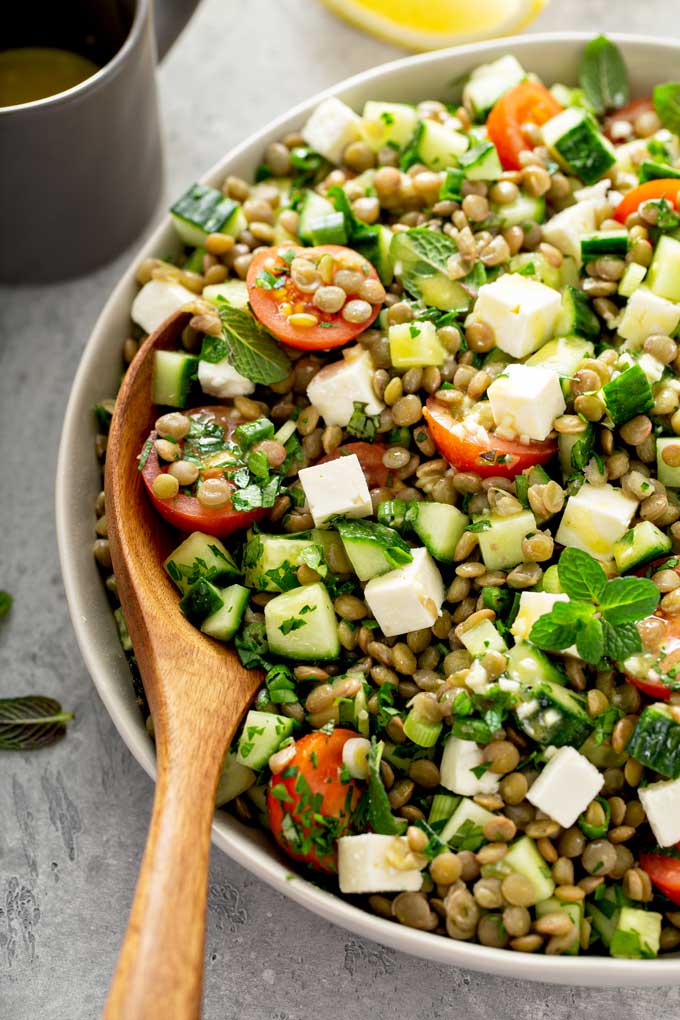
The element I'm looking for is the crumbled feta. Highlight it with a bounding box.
[540,200,600,263]
[465,659,490,694]
[488,363,565,441]
[618,287,680,349]
[639,778,680,847]
[473,274,561,359]
[556,482,637,562]
[526,746,604,828]
[298,454,372,527]
[363,547,444,637]
[131,279,195,334]
[306,347,384,427]
[301,97,362,165]
[440,737,500,797]
[198,357,255,398]
[338,834,424,894]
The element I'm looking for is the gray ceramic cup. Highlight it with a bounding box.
[0,0,197,284]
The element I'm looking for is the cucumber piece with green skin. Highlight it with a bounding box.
[309,211,348,246]
[215,751,256,806]
[389,321,446,369]
[515,677,593,747]
[657,438,680,488]
[184,246,206,273]
[501,836,555,905]
[297,189,335,243]
[243,532,326,592]
[540,564,563,594]
[647,234,680,303]
[235,710,295,770]
[200,584,249,641]
[626,702,680,778]
[554,285,601,339]
[610,907,662,959]
[410,502,469,563]
[415,119,469,170]
[179,578,224,625]
[361,101,417,151]
[202,278,249,309]
[428,792,460,826]
[310,528,353,574]
[390,230,470,311]
[558,423,595,479]
[264,582,340,660]
[164,532,241,595]
[508,251,561,289]
[171,183,241,246]
[459,618,507,657]
[476,510,537,572]
[463,55,526,120]
[542,108,616,185]
[613,521,672,573]
[586,887,620,948]
[336,518,412,581]
[618,262,647,298]
[578,796,611,840]
[639,160,680,182]
[151,350,198,408]
[439,167,465,202]
[506,642,567,688]
[580,231,629,260]
[602,364,654,425]
[491,193,545,228]
[536,898,583,954]
[458,140,502,181]
[440,798,495,851]
[526,335,595,396]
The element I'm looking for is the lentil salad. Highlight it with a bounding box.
[92,37,680,958]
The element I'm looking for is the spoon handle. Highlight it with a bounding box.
[104,719,226,1020]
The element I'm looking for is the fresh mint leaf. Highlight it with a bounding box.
[0,592,12,619]
[529,614,577,652]
[654,82,680,136]
[558,547,607,603]
[0,696,73,750]
[368,739,406,836]
[234,623,271,670]
[599,577,660,625]
[602,619,643,661]
[551,599,596,625]
[593,704,624,746]
[218,303,291,385]
[576,617,605,664]
[199,334,228,364]
[579,35,629,115]
[393,228,457,303]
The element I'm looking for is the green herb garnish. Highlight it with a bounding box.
[0,696,74,751]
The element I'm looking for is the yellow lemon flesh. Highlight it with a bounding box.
[318,0,547,51]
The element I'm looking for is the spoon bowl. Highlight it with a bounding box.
[103,309,262,1020]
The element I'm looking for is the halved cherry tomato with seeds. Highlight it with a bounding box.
[423,398,557,479]
[625,559,680,701]
[640,852,680,906]
[247,244,382,350]
[487,81,563,171]
[141,406,268,537]
[318,442,390,488]
[268,729,363,873]
[614,179,680,223]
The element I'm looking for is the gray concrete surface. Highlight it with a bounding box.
[2,1,680,1016]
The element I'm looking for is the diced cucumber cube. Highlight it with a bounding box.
[200,584,249,641]
[613,521,672,573]
[463,55,526,120]
[179,579,224,625]
[152,350,198,408]
[626,702,680,779]
[264,583,340,660]
[337,518,412,582]
[536,898,582,954]
[647,235,680,302]
[515,677,593,748]
[235,710,295,770]
[476,510,538,571]
[458,619,507,657]
[657,438,680,488]
[171,183,242,246]
[411,502,469,563]
[542,108,615,185]
[458,140,502,181]
[164,532,240,595]
[502,836,555,905]
[243,532,325,592]
[491,192,545,229]
[526,335,595,395]
[361,101,418,151]
[440,798,496,851]
[202,279,249,309]
[618,262,647,298]
[416,119,469,170]
[215,752,256,806]
[388,320,445,368]
[610,907,662,959]
[506,642,567,687]
[297,189,335,244]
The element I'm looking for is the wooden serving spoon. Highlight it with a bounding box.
[104,309,262,1020]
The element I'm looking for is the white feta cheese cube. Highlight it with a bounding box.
[488,363,565,441]
[639,778,680,847]
[197,357,255,398]
[464,659,490,694]
[526,745,604,828]
[618,287,680,349]
[338,834,424,894]
[363,547,444,637]
[131,279,195,335]
[540,200,599,263]
[473,274,561,359]
[306,347,384,427]
[556,482,637,562]
[301,97,362,165]
[298,453,372,528]
[440,737,500,797]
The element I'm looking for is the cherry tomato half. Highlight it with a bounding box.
[604,97,654,141]
[640,852,680,906]
[614,179,680,223]
[268,729,363,873]
[423,398,557,479]
[247,244,382,350]
[626,559,680,701]
[318,441,390,489]
[487,81,563,171]
[141,406,267,537]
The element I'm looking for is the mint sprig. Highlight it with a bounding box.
[529,548,660,664]
[217,302,291,385]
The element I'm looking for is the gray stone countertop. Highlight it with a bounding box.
[2,1,680,1016]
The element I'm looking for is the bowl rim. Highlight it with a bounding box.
[56,30,680,985]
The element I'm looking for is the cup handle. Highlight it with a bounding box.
[154,0,201,61]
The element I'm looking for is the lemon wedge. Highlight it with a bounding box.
[318,0,547,51]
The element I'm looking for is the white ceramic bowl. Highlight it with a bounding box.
[57,32,680,985]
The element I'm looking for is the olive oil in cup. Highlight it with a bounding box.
[0,47,100,108]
